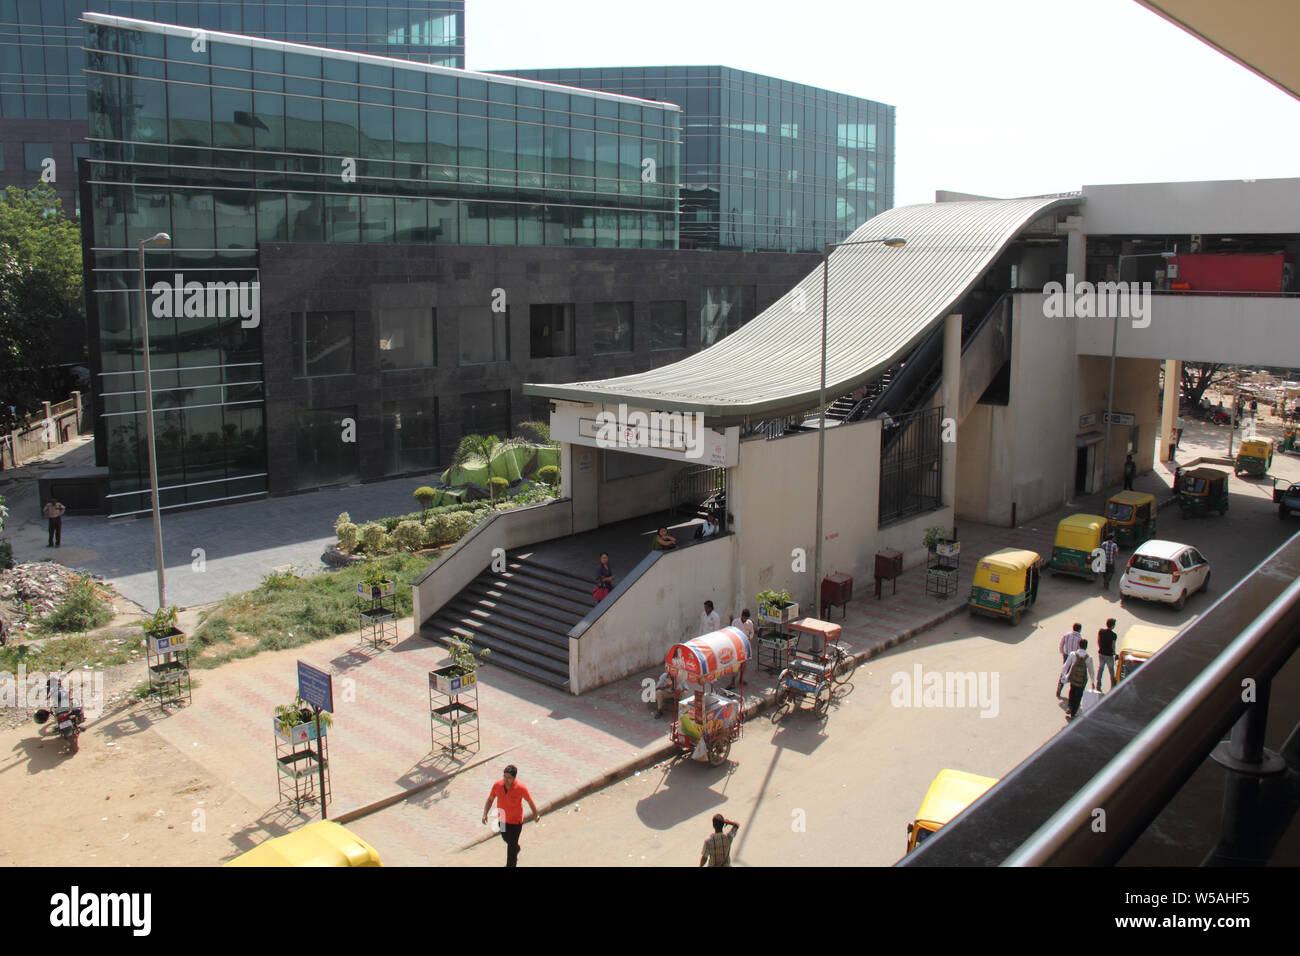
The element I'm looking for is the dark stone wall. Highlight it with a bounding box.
[257,242,820,493]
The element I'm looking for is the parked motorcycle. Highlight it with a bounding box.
[33,673,85,754]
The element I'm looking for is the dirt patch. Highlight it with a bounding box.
[198,634,259,660]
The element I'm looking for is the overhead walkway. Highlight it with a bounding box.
[525,196,1079,423]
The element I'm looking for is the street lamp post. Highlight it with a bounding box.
[814,236,905,613]
[137,231,171,611]
[1101,250,1174,491]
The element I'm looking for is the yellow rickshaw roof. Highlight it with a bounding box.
[1185,467,1227,480]
[1117,624,1182,660]
[914,769,999,829]
[976,547,1042,574]
[1057,514,1107,533]
[1108,490,1155,506]
[1239,439,1272,454]
[225,821,383,867]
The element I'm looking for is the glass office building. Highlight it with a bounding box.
[497,66,894,253]
[82,13,680,513]
[0,1,464,205]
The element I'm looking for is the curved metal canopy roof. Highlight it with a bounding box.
[525,195,1079,422]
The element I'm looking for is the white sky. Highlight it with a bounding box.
[466,0,1300,207]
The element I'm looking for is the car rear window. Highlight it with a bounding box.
[1131,555,1174,574]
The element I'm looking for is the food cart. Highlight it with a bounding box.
[666,627,750,767]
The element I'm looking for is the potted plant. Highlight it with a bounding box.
[141,606,186,654]
[922,525,952,552]
[431,635,491,694]
[756,588,798,624]
[356,561,395,600]
[273,694,333,744]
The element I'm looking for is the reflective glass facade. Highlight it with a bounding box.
[497,66,894,253]
[83,15,680,512]
[0,0,464,123]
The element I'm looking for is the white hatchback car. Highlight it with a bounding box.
[1119,540,1210,610]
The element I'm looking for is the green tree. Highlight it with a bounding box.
[453,433,503,503]
[0,186,84,429]
[1179,362,1229,410]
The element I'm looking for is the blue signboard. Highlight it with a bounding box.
[297,661,334,713]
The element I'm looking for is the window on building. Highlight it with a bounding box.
[699,286,756,346]
[461,390,510,438]
[459,306,509,364]
[592,301,633,354]
[24,142,52,172]
[296,405,360,488]
[382,398,438,475]
[530,303,575,358]
[292,311,355,377]
[650,300,686,350]
[378,307,436,369]
[0,144,5,170]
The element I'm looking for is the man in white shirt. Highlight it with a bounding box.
[1056,623,1083,698]
[698,600,720,635]
[730,609,755,641]
[700,515,718,539]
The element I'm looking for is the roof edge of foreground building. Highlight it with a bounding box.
[524,195,1080,422]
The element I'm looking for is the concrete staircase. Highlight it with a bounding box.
[420,555,591,690]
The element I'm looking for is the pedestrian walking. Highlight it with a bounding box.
[42,496,66,548]
[1061,640,1095,719]
[1175,415,1185,448]
[699,813,741,867]
[481,764,539,867]
[1122,455,1137,491]
[593,552,613,601]
[698,600,720,635]
[1096,618,1118,692]
[1099,532,1119,590]
[1056,623,1083,698]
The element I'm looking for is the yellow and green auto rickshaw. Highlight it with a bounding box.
[224,821,383,867]
[906,769,999,853]
[1104,491,1157,548]
[1115,624,1182,681]
[1177,467,1229,518]
[1235,438,1273,477]
[969,548,1042,625]
[1283,427,1298,454]
[1048,514,1108,580]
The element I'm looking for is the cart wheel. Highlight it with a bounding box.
[707,739,730,767]
[770,685,788,723]
[814,684,832,717]
[834,648,858,684]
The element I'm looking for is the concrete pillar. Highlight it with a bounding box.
[1063,217,1086,502]
[73,390,83,432]
[942,313,961,514]
[568,442,599,534]
[1159,359,1180,463]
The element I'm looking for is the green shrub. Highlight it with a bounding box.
[334,512,352,535]
[414,486,437,511]
[447,510,478,539]
[489,476,509,498]
[37,574,113,634]
[336,521,358,552]
[357,522,389,554]
[393,519,424,552]
[536,464,559,485]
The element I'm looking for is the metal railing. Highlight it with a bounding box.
[669,464,728,527]
[900,531,1300,867]
[878,406,944,526]
[0,393,83,470]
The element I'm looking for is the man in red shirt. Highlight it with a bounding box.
[481,764,540,867]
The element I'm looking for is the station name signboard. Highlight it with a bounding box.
[1103,411,1136,426]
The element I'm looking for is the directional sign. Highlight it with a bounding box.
[1103,411,1136,426]
[296,660,333,713]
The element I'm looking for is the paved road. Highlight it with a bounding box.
[3,438,430,611]
[444,447,1300,866]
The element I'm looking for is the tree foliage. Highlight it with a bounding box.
[1179,362,1229,409]
[0,185,84,428]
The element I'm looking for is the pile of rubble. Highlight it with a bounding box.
[0,562,91,628]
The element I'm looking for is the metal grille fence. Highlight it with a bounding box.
[879,405,944,525]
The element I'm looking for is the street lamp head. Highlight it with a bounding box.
[880,237,906,247]
[138,232,170,247]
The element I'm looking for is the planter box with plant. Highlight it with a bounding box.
[756,588,798,624]
[357,562,395,600]
[142,606,186,655]
[431,635,491,694]
[273,695,333,744]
